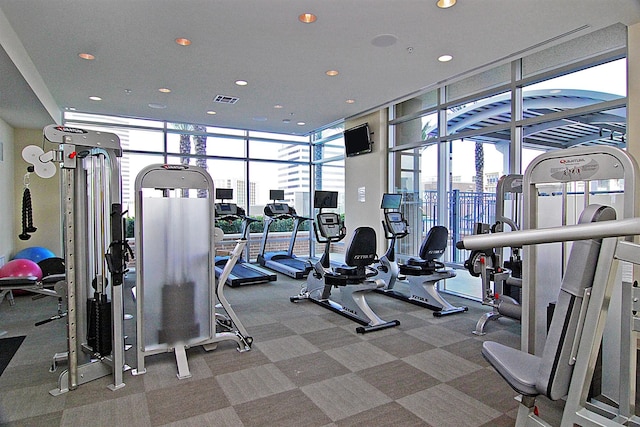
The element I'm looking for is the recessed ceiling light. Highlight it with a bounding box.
[89,96,102,101]
[148,103,167,109]
[346,99,355,104]
[283,119,291,123]
[206,110,217,115]
[235,80,248,86]
[78,53,95,60]
[436,0,456,8]
[325,70,339,76]
[158,88,171,93]
[274,104,284,109]
[175,37,191,46]
[297,122,305,126]
[438,54,453,62]
[298,13,317,23]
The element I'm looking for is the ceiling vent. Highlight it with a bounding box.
[213,95,239,104]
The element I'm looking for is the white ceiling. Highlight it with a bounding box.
[0,0,639,135]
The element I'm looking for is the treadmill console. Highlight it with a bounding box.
[317,212,342,238]
[385,212,407,235]
[265,203,290,216]
[215,203,247,218]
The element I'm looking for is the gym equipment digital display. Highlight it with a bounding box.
[381,193,402,210]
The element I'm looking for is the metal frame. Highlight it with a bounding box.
[42,124,127,395]
[472,173,523,335]
[459,216,640,426]
[132,164,249,380]
[522,146,638,420]
[522,145,639,355]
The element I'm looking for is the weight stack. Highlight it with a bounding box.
[158,282,200,344]
[86,296,112,356]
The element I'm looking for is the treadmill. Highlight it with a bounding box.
[214,189,277,287]
[257,190,313,279]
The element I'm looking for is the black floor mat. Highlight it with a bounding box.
[0,335,26,376]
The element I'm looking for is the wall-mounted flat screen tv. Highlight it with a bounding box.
[344,123,372,157]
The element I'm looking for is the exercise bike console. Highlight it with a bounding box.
[384,212,409,237]
[316,212,344,240]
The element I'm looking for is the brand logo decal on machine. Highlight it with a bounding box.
[162,164,188,170]
[54,126,87,134]
[342,307,357,315]
[559,158,586,165]
[550,158,599,181]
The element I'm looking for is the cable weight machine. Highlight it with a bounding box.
[37,124,130,395]
[132,164,251,380]
[464,174,523,335]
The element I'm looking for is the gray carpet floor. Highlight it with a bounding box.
[0,272,564,426]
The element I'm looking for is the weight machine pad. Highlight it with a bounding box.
[482,341,540,396]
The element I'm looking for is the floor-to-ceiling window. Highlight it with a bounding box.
[63,112,322,262]
[389,23,628,301]
[311,124,346,258]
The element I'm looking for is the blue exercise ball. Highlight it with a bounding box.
[13,246,55,263]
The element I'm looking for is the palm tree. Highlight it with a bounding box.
[179,130,191,198]
[193,124,207,198]
[171,123,208,198]
[475,140,484,194]
[474,140,485,223]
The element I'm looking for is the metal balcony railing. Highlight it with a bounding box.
[398,190,496,264]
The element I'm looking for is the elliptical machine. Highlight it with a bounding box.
[373,194,467,317]
[290,191,400,334]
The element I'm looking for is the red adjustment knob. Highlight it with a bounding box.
[69,151,77,159]
[480,256,485,264]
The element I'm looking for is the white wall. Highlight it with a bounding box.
[0,118,15,264]
[12,128,62,257]
[344,109,388,255]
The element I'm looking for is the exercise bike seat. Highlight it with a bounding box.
[326,227,378,285]
[400,226,449,276]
